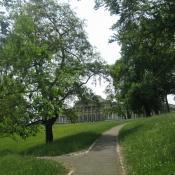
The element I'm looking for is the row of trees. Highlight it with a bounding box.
[0,0,105,143]
[96,0,175,117]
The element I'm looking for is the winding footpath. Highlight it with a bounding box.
[46,124,124,175]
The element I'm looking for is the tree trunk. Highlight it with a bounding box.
[144,105,151,117]
[45,122,53,144]
[126,110,132,119]
[44,117,58,144]
[154,109,159,115]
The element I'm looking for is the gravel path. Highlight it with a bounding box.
[46,124,124,175]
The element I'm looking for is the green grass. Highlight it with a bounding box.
[0,155,67,175]
[0,120,123,175]
[0,121,122,156]
[119,112,175,175]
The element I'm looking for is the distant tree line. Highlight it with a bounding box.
[96,0,175,117]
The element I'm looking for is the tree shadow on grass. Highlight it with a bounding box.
[0,149,17,156]
[21,132,100,157]
[119,124,143,142]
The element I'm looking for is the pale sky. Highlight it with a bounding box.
[68,0,120,99]
[68,0,175,104]
[69,0,121,65]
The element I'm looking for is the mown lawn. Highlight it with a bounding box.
[119,112,175,175]
[0,121,122,175]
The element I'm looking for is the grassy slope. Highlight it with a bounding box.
[120,112,175,175]
[0,121,122,175]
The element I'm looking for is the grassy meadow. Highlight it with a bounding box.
[120,112,175,175]
[0,121,121,175]
[2,112,175,175]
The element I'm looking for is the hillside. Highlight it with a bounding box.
[120,112,175,175]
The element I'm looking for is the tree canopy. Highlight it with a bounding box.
[96,0,175,117]
[0,0,105,143]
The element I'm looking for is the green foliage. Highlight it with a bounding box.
[0,0,105,141]
[0,75,38,138]
[63,108,78,123]
[98,0,175,116]
[120,112,175,175]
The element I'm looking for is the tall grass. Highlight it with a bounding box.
[119,113,175,175]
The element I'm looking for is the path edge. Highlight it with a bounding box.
[67,170,74,175]
[65,124,125,157]
[116,125,127,175]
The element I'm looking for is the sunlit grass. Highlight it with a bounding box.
[0,121,122,156]
[0,120,123,175]
[0,155,67,175]
[119,112,175,175]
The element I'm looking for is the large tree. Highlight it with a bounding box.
[96,0,175,116]
[0,0,105,143]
